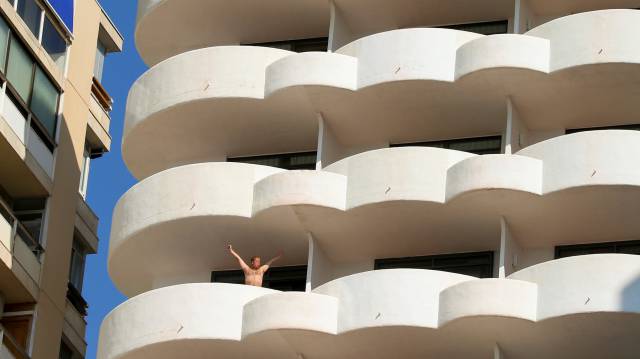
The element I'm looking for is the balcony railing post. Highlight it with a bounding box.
[10,216,17,252]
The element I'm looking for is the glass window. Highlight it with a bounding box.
[228,151,317,170]
[212,265,307,291]
[375,251,495,278]
[7,38,35,102]
[16,0,43,38]
[31,67,59,137]
[69,238,87,292]
[94,40,106,82]
[249,37,328,53]
[391,135,503,155]
[566,124,640,134]
[42,16,67,69]
[13,198,46,248]
[439,20,509,35]
[0,16,10,72]
[555,240,640,258]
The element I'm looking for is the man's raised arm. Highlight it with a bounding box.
[263,250,284,270]
[227,245,250,271]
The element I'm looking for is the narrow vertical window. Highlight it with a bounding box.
[94,40,107,82]
[69,238,87,292]
[30,67,59,137]
[0,15,10,71]
[7,38,35,102]
[16,0,43,38]
[41,16,67,69]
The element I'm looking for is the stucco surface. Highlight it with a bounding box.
[110,131,640,296]
[124,10,640,179]
[99,257,640,359]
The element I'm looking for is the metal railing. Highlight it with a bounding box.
[91,77,113,113]
[0,199,44,259]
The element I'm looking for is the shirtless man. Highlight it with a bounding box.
[227,245,283,287]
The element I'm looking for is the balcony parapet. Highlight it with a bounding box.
[110,130,640,296]
[124,10,640,179]
[98,255,640,359]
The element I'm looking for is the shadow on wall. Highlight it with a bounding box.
[622,272,640,311]
[29,113,83,358]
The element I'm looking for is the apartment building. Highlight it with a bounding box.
[100,1,640,358]
[0,0,122,358]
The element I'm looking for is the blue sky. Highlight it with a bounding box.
[84,1,144,357]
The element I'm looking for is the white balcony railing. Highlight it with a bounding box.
[2,92,55,179]
[0,197,43,284]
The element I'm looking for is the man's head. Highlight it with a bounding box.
[250,256,261,269]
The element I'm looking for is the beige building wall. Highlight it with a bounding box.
[0,0,122,358]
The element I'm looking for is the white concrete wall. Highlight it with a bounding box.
[504,97,530,154]
[499,218,523,278]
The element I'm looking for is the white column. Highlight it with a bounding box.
[316,113,347,169]
[514,0,536,34]
[494,343,505,359]
[499,217,522,278]
[306,232,334,291]
[504,97,529,154]
[328,0,354,52]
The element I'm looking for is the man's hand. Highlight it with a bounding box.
[227,244,233,251]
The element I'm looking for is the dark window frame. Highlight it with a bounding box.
[391,135,503,155]
[375,251,495,278]
[555,240,640,259]
[247,37,328,53]
[566,124,640,134]
[211,265,308,292]
[228,151,317,170]
[436,20,509,35]
[66,282,88,317]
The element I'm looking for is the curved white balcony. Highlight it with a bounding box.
[135,0,329,66]
[125,10,640,178]
[135,0,639,65]
[123,46,319,179]
[110,130,640,295]
[108,163,310,297]
[99,256,640,359]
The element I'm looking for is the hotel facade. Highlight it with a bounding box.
[100,1,640,358]
[0,0,122,358]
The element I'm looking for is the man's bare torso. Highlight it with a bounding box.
[243,266,268,287]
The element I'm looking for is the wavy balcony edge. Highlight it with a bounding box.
[124,10,640,179]
[109,131,640,296]
[98,254,640,359]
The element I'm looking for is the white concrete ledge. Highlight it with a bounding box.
[253,170,347,214]
[313,269,474,332]
[97,283,277,359]
[265,52,358,96]
[125,10,640,179]
[525,9,640,71]
[242,292,339,337]
[455,34,550,78]
[99,258,640,359]
[110,131,640,295]
[445,154,543,202]
[438,278,538,325]
[509,254,640,320]
[517,130,640,194]
[135,0,329,66]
